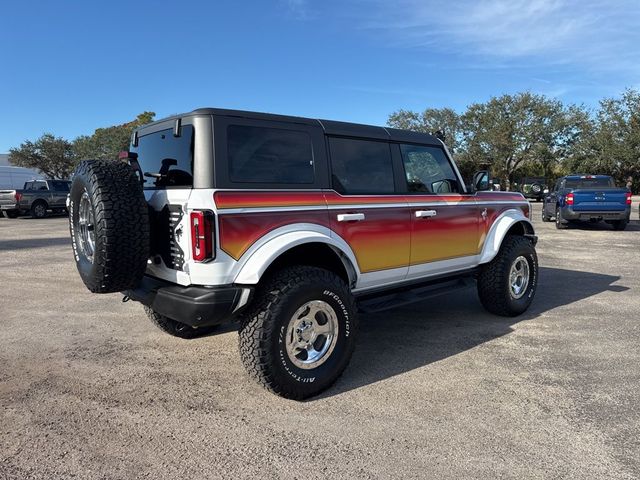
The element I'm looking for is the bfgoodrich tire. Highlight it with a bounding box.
[69,160,149,293]
[238,266,357,400]
[477,235,538,317]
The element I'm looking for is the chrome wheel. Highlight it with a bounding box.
[509,256,530,299]
[285,300,339,369]
[77,191,96,263]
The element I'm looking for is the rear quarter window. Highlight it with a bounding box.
[227,125,314,184]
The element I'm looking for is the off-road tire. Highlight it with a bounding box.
[5,210,19,219]
[144,306,217,339]
[477,235,538,317]
[31,201,47,218]
[611,219,628,231]
[69,160,149,293]
[555,206,568,229]
[238,266,357,400]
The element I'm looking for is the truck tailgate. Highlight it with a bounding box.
[0,190,17,207]
[572,189,628,211]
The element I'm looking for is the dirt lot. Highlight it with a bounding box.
[1,201,639,479]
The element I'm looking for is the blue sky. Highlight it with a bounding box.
[1,0,639,152]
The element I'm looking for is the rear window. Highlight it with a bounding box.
[133,125,194,188]
[565,177,615,189]
[227,125,314,184]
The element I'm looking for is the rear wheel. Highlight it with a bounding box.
[555,206,568,229]
[611,219,628,231]
[31,201,47,218]
[144,307,217,339]
[5,210,19,219]
[238,266,357,400]
[477,235,538,317]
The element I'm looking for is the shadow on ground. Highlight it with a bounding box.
[0,236,70,250]
[316,266,628,399]
[561,218,640,232]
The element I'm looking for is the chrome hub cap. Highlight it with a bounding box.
[77,191,96,263]
[509,256,530,299]
[285,300,339,369]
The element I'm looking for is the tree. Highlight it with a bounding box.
[460,92,582,185]
[388,107,462,153]
[73,111,155,161]
[566,89,640,191]
[9,134,75,179]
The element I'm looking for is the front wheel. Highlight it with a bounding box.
[238,266,357,400]
[541,206,551,222]
[477,236,538,317]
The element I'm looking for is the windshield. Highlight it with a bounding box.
[564,177,615,189]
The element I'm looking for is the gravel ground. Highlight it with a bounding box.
[1,200,639,479]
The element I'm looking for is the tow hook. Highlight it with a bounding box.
[122,295,130,303]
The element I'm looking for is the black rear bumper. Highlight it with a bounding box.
[125,276,253,327]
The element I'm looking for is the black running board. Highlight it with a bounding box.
[356,275,476,314]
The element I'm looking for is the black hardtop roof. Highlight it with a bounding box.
[153,107,442,145]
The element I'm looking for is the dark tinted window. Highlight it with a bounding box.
[564,177,615,189]
[228,125,314,184]
[133,126,194,188]
[400,144,459,193]
[328,138,394,194]
[50,181,70,192]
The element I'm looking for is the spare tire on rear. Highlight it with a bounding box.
[69,159,149,293]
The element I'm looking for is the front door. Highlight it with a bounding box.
[396,143,480,280]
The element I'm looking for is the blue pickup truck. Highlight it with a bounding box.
[542,175,631,230]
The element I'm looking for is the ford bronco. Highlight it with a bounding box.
[68,108,538,399]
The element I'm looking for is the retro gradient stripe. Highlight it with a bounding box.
[214,190,529,272]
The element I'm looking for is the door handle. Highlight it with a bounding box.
[337,213,365,222]
[415,210,437,218]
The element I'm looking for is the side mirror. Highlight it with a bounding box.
[472,170,491,192]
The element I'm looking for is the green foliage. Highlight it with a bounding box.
[8,134,75,179]
[73,111,155,161]
[7,112,155,180]
[387,91,634,189]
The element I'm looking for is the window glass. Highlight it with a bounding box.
[50,181,70,192]
[564,177,615,189]
[328,138,394,194]
[133,125,194,188]
[400,145,459,194]
[228,125,314,184]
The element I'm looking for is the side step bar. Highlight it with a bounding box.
[356,275,476,314]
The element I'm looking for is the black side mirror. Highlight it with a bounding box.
[472,170,491,192]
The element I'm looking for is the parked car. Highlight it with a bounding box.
[0,179,71,218]
[517,176,547,202]
[68,108,538,399]
[542,174,631,230]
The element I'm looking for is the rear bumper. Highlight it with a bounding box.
[0,203,19,211]
[125,275,253,327]
[561,207,630,221]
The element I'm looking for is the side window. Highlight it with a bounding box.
[400,144,460,194]
[228,125,314,184]
[328,137,394,194]
[133,125,194,188]
[24,182,33,190]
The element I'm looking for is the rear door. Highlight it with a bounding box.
[326,136,411,286]
[398,143,480,280]
[131,119,198,284]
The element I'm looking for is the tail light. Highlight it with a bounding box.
[626,192,632,205]
[14,192,22,202]
[190,210,214,262]
[566,193,574,206]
